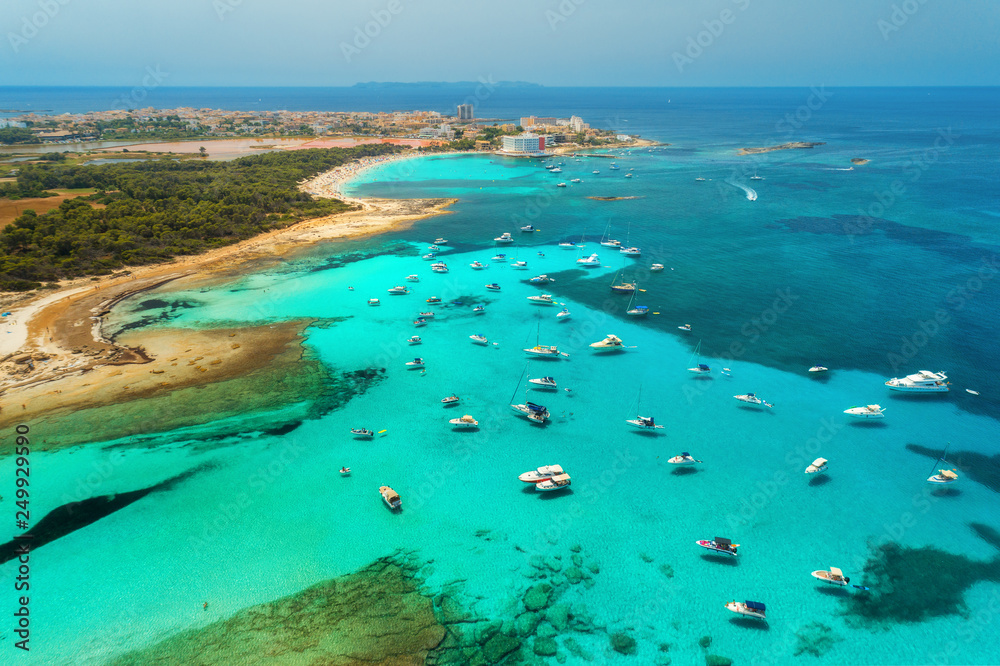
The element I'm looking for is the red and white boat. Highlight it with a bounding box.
[697,537,739,557]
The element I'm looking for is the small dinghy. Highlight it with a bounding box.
[441,395,460,405]
[339,467,351,476]
[351,428,374,439]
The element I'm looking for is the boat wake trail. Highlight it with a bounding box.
[727,180,757,201]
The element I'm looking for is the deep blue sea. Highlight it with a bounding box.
[1,86,999,664]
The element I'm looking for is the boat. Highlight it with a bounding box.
[435,238,448,244]
[696,537,739,557]
[620,246,641,257]
[725,600,766,621]
[844,404,885,418]
[418,311,435,318]
[431,263,449,273]
[529,274,554,284]
[527,294,556,305]
[678,324,692,332]
[518,464,564,483]
[510,364,551,423]
[406,274,420,282]
[626,386,664,430]
[379,485,401,510]
[805,457,828,474]
[405,358,425,368]
[520,224,536,232]
[809,365,828,372]
[687,341,710,374]
[528,376,558,389]
[494,232,514,243]
[472,305,486,314]
[590,334,627,352]
[441,395,460,405]
[570,178,581,183]
[491,254,507,262]
[470,261,487,270]
[426,296,441,303]
[650,264,664,272]
[486,283,501,291]
[609,266,636,293]
[449,414,479,428]
[625,173,633,178]
[351,428,374,438]
[413,317,427,327]
[557,182,567,188]
[510,260,529,269]
[609,164,619,170]
[750,171,763,181]
[407,335,422,345]
[812,567,850,586]
[926,444,959,484]
[524,322,567,358]
[428,244,440,251]
[592,170,600,174]
[600,222,621,248]
[551,167,562,173]
[695,177,706,181]
[339,467,351,476]
[734,393,772,408]
[556,308,571,320]
[577,253,601,267]
[387,286,410,295]
[885,370,949,392]
[422,253,437,260]
[470,334,488,345]
[667,452,701,465]
[625,287,648,317]
[367,298,380,306]
[558,242,576,249]
[536,474,572,491]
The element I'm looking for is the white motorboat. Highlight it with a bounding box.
[351,428,374,439]
[570,178,581,183]
[418,311,435,318]
[556,308,571,320]
[625,173,633,178]
[558,242,577,249]
[805,457,828,474]
[339,467,351,476]
[609,164,619,170]
[590,334,627,352]
[527,294,556,305]
[650,264,664,272]
[431,263,449,273]
[379,485,401,510]
[435,238,448,244]
[406,274,420,282]
[809,365,828,373]
[576,253,601,267]
[592,170,600,174]
[626,415,664,430]
[551,167,562,173]
[695,177,706,181]
[620,246,641,257]
[667,452,701,465]
[520,224,536,232]
[528,376,558,389]
[536,473,571,491]
[470,261,487,270]
[885,370,949,392]
[494,233,514,243]
[529,274,554,284]
[519,464,564,483]
[928,469,959,484]
[696,537,738,557]
[812,567,850,586]
[734,393,772,407]
[413,317,428,327]
[689,363,712,374]
[491,254,507,262]
[844,404,885,418]
[449,414,479,428]
[557,182,567,188]
[407,335,422,345]
[387,286,410,295]
[510,260,529,269]
[368,298,380,306]
[678,324,692,332]
[405,358,425,368]
[441,395,460,405]
[470,334,488,345]
[472,305,486,314]
[428,244,440,251]
[485,283,501,291]
[726,600,766,621]
[511,401,551,423]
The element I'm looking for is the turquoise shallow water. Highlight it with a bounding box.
[3,90,1000,664]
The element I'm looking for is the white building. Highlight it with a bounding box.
[499,133,546,155]
[457,104,474,120]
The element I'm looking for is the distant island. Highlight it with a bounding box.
[737,142,825,156]
[352,81,542,89]
[587,196,642,201]
[851,158,870,165]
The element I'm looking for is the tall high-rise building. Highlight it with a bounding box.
[457,104,474,120]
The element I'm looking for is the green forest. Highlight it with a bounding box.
[0,144,399,291]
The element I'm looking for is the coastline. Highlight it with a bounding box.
[0,150,452,444]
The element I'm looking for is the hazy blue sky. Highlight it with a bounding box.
[1,0,998,87]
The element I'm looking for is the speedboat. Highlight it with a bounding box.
[511,401,550,423]
[472,305,486,314]
[927,469,959,484]
[805,457,828,474]
[885,370,949,392]
[695,177,706,182]
[558,242,576,249]
[697,537,738,557]
[576,253,601,267]
[441,395,460,405]
[470,261,487,270]
[590,334,626,351]
[809,365,828,373]
[520,224,536,232]
[556,308,571,320]
[351,428,374,439]
[418,311,435,318]
[435,238,448,244]
[844,404,885,418]
[556,182,567,188]
[431,262,449,273]
[426,296,441,303]
[688,363,711,374]
[536,474,572,491]
[529,275,553,284]
[518,464,564,483]
[510,260,529,269]
[524,344,565,358]
[527,294,556,305]
[413,317,427,327]
[812,567,850,586]
[422,253,437,260]
[405,358,425,368]
[650,264,664,272]
[667,452,700,465]
[528,376,558,389]
[494,233,514,243]
[470,334,488,345]
[368,298,380,306]
[406,274,420,282]
[619,246,641,257]
[428,244,440,251]
[407,335,422,345]
[379,485,401,510]
[486,283,501,291]
[387,286,409,295]
[551,168,562,173]
[734,393,772,407]
[625,173,633,178]
[626,415,664,430]
[449,414,479,428]
[592,170,600,174]
[491,254,507,262]
[570,178,581,183]
[609,164,619,170]
[678,324,692,331]
[601,239,621,248]
[725,600,766,621]
[339,467,351,476]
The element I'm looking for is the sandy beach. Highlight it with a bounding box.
[0,150,453,444]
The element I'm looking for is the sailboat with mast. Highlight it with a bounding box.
[927,443,959,484]
[610,261,636,293]
[600,220,621,248]
[523,320,569,358]
[619,220,641,257]
[687,340,711,375]
[626,386,665,431]
[510,363,551,424]
[626,285,648,317]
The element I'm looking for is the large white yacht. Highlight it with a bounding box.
[589,334,626,351]
[885,370,949,392]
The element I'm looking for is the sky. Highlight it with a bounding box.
[0,0,998,87]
